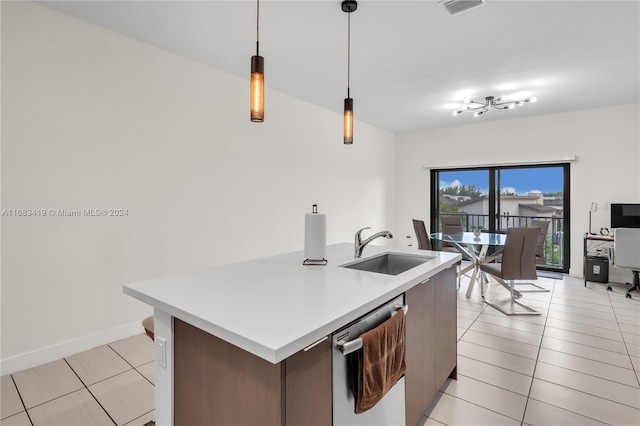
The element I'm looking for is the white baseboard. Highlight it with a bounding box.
[0,322,144,375]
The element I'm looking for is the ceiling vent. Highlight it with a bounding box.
[440,0,485,16]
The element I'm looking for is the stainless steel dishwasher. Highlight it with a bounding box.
[332,294,407,426]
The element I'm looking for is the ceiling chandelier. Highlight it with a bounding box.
[453,95,537,117]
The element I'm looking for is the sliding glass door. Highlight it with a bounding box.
[430,164,570,273]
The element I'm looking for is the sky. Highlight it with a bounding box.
[439,167,563,195]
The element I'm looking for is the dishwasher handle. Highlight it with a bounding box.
[336,304,408,356]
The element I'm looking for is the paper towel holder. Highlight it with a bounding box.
[303,204,328,266]
[303,258,328,266]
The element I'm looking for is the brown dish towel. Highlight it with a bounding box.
[356,309,406,413]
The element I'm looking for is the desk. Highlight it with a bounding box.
[583,233,614,287]
[431,232,507,298]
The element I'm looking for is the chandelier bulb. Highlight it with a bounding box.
[474,111,482,117]
[529,97,538,103]
[508,103,515,109]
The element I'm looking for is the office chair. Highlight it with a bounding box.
[613,228,640,299]
[412,219,432,250]
[480,227,541,315]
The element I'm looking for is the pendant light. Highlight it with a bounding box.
[250,0,264,122]
[342,0,357,144]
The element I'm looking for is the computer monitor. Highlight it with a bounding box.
[611,203,640,228]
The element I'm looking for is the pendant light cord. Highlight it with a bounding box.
[256,0,260,55]
[347,10,351,98]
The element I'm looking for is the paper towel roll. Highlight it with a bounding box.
[304,208,326,261]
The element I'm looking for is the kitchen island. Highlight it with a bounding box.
[124,243,461,425]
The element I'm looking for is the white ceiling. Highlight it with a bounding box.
[40,0,640,133]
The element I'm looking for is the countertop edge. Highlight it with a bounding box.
[124,246,461,364]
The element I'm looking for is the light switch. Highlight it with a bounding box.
[156,337,167,368]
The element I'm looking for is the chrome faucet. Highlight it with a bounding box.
[354,227,394,258]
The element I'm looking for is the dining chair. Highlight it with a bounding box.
[440,216,464,254]
[412,219,432,250]
[439,216,476,290]
[480,227,541,315]
[513,220,551,293]
[529,219,550,264]
[441,216,464,234]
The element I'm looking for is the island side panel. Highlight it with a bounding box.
[404,276,436,426]
[435,264,458,385]
[284,336,332,425]
[154,309,173,426]
[174,319,285,426]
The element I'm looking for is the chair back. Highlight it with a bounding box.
[441,216,464,234]
[529,220,550,263]
[412,219,432,250]
[614,228,640,270]
[500,227,539,281]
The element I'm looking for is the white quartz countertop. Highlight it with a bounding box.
[124,243,460,363]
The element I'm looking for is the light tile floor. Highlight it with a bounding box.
[1,334,154,426]
[1,273,639,426]
[422,272,640,426]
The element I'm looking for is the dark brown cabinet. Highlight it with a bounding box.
[173,262,458,426]
[404,263,458,426]
[174,319,332,425]
[435,264,458,386]
[404,275,436,426]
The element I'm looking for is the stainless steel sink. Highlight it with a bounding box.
[340,252,434,276]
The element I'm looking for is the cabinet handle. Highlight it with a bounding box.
[446,265,454,270]
[421,278,430,285]
[303,336,328,352]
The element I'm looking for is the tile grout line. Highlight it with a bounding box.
[438,380,526,424]
[534,358,640,391]
[10,374,34,426]
[543,322,628,343]
[122,409,154,426]
[107,343,156,387]
[530,375,640,412]
[522,280,638,424]
[605,287,640,387]
[107,343,138,371]
[456,352,533,378]
[446,277,539,424]
[520,278,555,426]
[535,346,639,377]
[63,358,117,426]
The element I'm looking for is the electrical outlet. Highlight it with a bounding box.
[156,337,167,368]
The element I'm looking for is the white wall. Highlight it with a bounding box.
[0,2,395,373]
[395,104,640,280]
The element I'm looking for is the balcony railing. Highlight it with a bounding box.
[439,213,564,269]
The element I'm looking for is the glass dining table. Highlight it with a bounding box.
[430,232,507,298]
